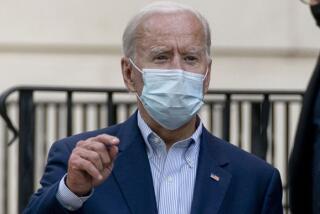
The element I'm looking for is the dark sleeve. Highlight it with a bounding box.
[289,54,320,213]
[261,169,283,214]
[22,141,75,214]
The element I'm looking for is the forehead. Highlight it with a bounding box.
[135,11,206,50]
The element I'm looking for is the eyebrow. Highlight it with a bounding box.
[149,46,172,55]
[183,46,206,54]
[149,46,206,55]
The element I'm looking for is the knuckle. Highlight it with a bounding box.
[72,147,80,153]
[69,158,80,169]
[82,160,91,169]
[76,140,86,147]
[71,162,80,170]
[72,147,84,157]
[92,152,100,162]
[69,152,78,163]
[105,155,111,165]
[91,142,104,152]
[99,134,112,141]
[100,134,109,138]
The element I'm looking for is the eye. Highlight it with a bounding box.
[153,55,169,63]
[184,55,198,63]
[157,55,168,60]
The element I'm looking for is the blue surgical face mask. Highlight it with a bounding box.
[129,58,208,130]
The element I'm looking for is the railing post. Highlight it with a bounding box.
[66,91,73,136]
[18,90,35,213]
[251,95,270,160]
[107,92,117,126]
[223,94,231,141]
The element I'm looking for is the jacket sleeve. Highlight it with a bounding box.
[23,140,76,214]
[261,169,283,214]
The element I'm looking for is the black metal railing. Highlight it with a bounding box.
[0,86,304,214]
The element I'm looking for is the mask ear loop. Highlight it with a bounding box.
[128,58,145,103]
[202,56,212,81]
[202,67,209,81]
[201,65,210,102]
[202,56,213,81]
[129,58,143,74]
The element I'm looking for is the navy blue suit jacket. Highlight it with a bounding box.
[24,112,283,214]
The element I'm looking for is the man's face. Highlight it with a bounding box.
[131,11,211,94]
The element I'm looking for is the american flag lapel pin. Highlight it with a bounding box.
[210,173,220,182]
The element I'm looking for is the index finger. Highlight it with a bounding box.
[90,134,120,147]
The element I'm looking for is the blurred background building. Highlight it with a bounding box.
[0,0,319,91]
[0,0,319,213]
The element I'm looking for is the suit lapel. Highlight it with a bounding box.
[111,113,232,214]
[112,112,158,214]
[191,128,232,214]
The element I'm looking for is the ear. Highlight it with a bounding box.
[204,59,212,93]
[121,57,136,92]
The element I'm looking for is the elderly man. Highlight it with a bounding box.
[24,2,283,214]
[289,0,320,213]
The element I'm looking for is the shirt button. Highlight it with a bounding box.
[150,135,160,144]
[167,176,173,183]
[154,138,161,144]
[187,161,193,167]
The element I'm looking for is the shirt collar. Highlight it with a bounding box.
[137,111,202,167]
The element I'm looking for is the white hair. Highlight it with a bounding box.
[122,1,212,59]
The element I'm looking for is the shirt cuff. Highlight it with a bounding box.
[56,174,94,211]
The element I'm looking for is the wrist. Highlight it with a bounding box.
[65,175,91,197]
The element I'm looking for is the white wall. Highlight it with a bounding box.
[0,0,319,93]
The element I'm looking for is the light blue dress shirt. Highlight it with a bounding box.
[137,112,202,214]
[56,111,202,213]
